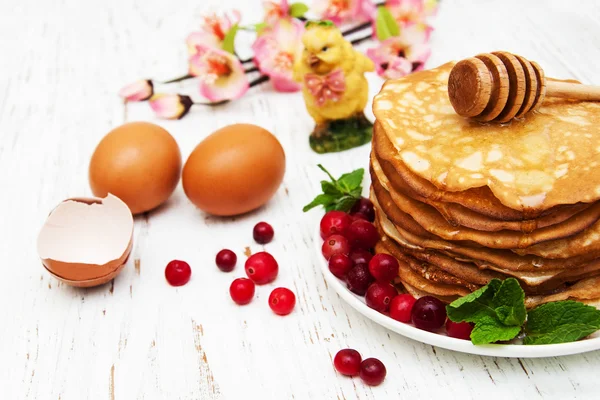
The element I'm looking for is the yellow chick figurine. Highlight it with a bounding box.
[293,20,375,153]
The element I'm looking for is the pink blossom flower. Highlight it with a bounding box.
[263,0,290,25]
[366,23,431,79]
[149,94,193,119]
[189,45,249,102]
[386,0,438,28]
[186,10,241,53]
[252,19,304,92]
[312,0,375,25]
[118,80,154,102]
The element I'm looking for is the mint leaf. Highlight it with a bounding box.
[375,6,400,41]
[302,194,336,212]
[446,278,524,344]
[446,279,500,322]
[221,24,239,54]
[524,301,600,345]
[337,168,364,193]
[471,315,522,345]
[289,2,309,17]
[303,165,363,213]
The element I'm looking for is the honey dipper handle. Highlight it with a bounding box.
[546,81,600,101]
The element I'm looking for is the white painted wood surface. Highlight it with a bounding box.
[2,0,600,398]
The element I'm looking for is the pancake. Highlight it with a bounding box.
[372,61,600,212]
[371,177,600,272]
[372,155,600,249]
[376,150,592,233]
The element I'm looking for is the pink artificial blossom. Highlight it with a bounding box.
[186,10,241,53]
[263,0,290,25]
[118,80,154,102]
[366,23,431,79]
[252,19,304,92]
[312,0,375,25]
[149,94,193,119]
[189,45,249,102]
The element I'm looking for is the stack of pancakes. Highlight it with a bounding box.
[370,61,600,308]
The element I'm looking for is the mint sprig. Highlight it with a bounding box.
[303,164,364,213]
[524,301,600,345]
[446,278,600,345]
[446,278,526,345]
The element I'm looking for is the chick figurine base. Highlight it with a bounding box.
[294,21,375,154]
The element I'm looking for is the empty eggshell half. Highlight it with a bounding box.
[37,194,134,287]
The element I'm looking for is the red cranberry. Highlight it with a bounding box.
[320,211,352,239]
[351,197,375,222]
[446,320,474,340]
[411,296,447,332]
[229,278,255,305]
[349,248,373,266]
[368,254,399,282]
[328,254,353,279]
[365,282,397,313]
[359,358,386,386]
[322,234,350,260]
[268,287,296,315]
[253,222,274,244]
[333,349,362,376]
[215,249,237,272]
[346,264,374,296]
[346,220,379,250]
[389,294,417,323]
[165,260,191,286]
[351,212,369,221]
[245,252,278,284]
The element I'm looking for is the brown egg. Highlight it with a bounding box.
[37,194,134,287]
[183,123,286,216]
[89,121,181,215]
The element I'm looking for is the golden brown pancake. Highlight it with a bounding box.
[373,61,600,212]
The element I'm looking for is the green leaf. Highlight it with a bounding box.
[470,315,522,345]
[446,279,500,323]
[375,6,400,41]
[317,164,337,183]
[289,2,309,17]
[331,195,359,212]
[221,24,239,54]
[321,181,342,196]
[491,278,526,326]
[302,193,336,212]
[524,301,600,345]
[337,168,365,192]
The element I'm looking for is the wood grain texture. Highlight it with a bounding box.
[1,0,600,398]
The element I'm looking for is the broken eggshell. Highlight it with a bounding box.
[36,194,134,287]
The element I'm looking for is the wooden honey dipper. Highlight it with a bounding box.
[447,51,600,123]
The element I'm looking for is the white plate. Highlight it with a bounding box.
[316,228,600,358]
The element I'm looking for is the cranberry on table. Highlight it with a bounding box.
[245,251,279,284]
[229,278,255,305]
[322,234,350,260]
[346,264,374,296]
[328,254,353,279]
[351,197,375,222]
[320,210,352,239]
[268,287,296,315]
[345,220,379,250]
[253,221,274,244]
[349,248,373,266]
[411,296,447,332]
[365,282,397,313]
[446,320,474,340]
[359,358,386,386]
[165,260,191,286]
[389,294,417,323]
[368,254,399,282]
[333,349,362,376]
[215,249,237,272]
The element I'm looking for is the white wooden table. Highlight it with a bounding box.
[2,0,600,398]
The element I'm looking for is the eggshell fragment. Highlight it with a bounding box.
[37,194,134,287]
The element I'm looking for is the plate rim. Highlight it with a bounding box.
[316,226,600,358]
